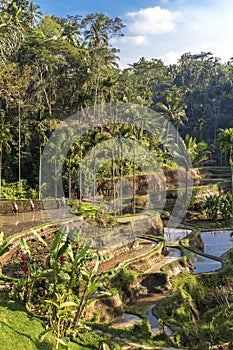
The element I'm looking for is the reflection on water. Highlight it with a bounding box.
[201,230,233,257]
[113,229,233,334]
[0,210,48,228]
[184,249,222,274]
[111,312,142,328]
[145,305,173,335]
[166,247,182,262]
[184,230,233,274]
[164,227,192,243]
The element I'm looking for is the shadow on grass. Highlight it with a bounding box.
[0,300,54,350]
[72,339,98,350]
[0,321,54,350]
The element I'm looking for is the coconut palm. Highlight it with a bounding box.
[0,10,24,66]
[0,109,12,198]
[60,15,81,46]
[156,94,187,142]
[84,18,108,49]
[218,128,233,221]
[27,1,42,27]
[171,134,209,219]
[29,105,50,199]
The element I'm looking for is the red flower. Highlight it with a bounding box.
[60,256,65,264]
[21,253,27,260]
[21,253,28,275]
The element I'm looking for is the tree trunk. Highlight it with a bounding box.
[68,157,71,199]
[39,146,42,200]
[133,138,136,215]
[54,158,57,199]
[0,150,2,198]
[231,164,233,224]
[79,145,82,206]
[111,141,116,215]
[18,100,21,194]
[93,148,96,204]
[120,142,123,216]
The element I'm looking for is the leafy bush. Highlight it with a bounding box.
[7,225,112,350]
[199,192,232,222]
[1,179,38,199]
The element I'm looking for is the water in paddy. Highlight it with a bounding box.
[117,229,233,333]
[184,230,233,274]
[164,227,192,243]
[184,249,222,274]
[201,230,233,257]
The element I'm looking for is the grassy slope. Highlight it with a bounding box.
[0,301,92,350]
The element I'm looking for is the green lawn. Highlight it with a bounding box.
[0,301,96,350]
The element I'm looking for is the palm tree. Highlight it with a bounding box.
[60,15,81,46]
[30,106,50,199]
[27,1,43,27]
[172,134,209,220]
[156,94,187,142]
[0,7,26,66]
[218,128,233,221]
[185,134,209,167]
[0,109,12,198]
[84,18,108,49]
[84,128,109,204]
[83,14,121,107]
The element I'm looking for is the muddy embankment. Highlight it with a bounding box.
[93,240,192,322]
[96,168,199,213]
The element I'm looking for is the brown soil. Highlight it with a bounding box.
[2,219,49,239]
[2,230,55,278]
[97,239,156,273]
[1,233,156,278]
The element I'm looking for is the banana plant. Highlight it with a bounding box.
[0,231,11,257]
[41,292,78,350]
[25,225,112,347]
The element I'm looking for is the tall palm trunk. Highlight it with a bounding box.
[0,150,2,198]
[18,100,21,194]
[39,146,42,200]
[132,138,136,215]
[79,145,83,206]
[54,158,57,199]
[231,163,233,223]
[111,141,116,215]
[93,148,96,204]
[120,141,123,216]
[68,156,72,199]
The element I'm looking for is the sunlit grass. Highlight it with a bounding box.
[0,300,94,349]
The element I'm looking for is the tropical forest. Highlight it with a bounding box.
[0,1,233,350]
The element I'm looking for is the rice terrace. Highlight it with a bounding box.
[1,1,233,349]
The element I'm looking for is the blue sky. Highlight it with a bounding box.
[36,0,233,68]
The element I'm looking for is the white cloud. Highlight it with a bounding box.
[159,51,183,65]
[120,35,149,46]
[116,0,233,69]
[126,6,180,36]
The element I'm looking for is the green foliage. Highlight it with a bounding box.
[1,179,38,199]
[110,269,138,294]
[0,231,11,257]
[154,268,233,348]
[200,192,232,222]
[11,225,113,349]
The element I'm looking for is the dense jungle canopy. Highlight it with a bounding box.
[1,0,233,198]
